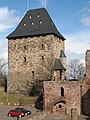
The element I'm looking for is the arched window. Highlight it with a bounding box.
[61,87,64,96]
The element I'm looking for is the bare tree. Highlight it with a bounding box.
[30,54,54,96]
[36,54,54,81]
[66,59,85,80]
[0,58,7,86]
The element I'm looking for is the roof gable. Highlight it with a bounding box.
[54,59,65,70]
[6,8,65,40]
[60,50,66,58]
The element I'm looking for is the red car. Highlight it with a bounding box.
[7,109,25,117]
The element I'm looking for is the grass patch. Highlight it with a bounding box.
[0,91,36,106]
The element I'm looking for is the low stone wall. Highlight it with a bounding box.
[71,108,78,120]
[28,112,46,120]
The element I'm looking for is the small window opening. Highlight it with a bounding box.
[41,44,44,49]
[24,46,26,50]
[14,44,16,49]
[18,72,19,76]
[29,15,32,19]
[32,71,34,77]
[37,14,40,18]
[51,22,53,25]
[59,105,62,108]
[41,56,44,60]
[24,23,27,26]
[39,20,43,24]
[24,57,26,63]
[31,22,34,25]
[61,87,64,96]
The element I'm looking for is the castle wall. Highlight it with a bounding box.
[81,50,90,115]
[86,50,90,81]
[43,81,81,115]
[8,35,65,95]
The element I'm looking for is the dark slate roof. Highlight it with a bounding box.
[6,8,65,40]
[54,59,65,70]
[60,50,66,58]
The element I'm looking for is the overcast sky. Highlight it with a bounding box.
[0,0,90,63]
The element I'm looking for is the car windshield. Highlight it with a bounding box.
[16,108,26,110]
[10,110,18,112]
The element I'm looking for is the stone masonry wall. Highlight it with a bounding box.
[43,81,81,115]
[28,112,46,120]
[8,34,65,95]
[86,50,90,81]
[71,108,78,120]
[81,50,90,115]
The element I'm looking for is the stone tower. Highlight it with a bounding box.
[7,8,66,95]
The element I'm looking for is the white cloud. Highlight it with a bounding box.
[65,30,90,54]
[0,7,20,32]
[81,17,90,26]
[38,0,48,7]
[81,1,90,26]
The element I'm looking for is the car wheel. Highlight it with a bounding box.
[8,114,11,117]
[19,115,22,118]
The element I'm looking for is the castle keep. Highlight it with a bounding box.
[7,7,90,116]
[7,8,66,95]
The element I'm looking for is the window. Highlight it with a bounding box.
[61,87,64,96]
[24,46,26,50]
[41,56,44,60]
[39,20,43,24]
[31,22,34,25]
[24,57,26,63]
[37,14,40,18]
[41,44,44,49]
[24,23,27,26]
[51,22,53,25]
[14,44,16,49]
[29,15,32,19]
[59,104,62,108]
[18,72,19,76]
[32,71,34,77]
